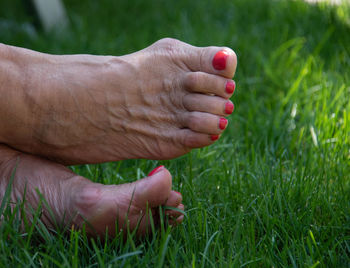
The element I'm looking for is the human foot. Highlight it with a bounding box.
[0,144,184,237]
[0,39,237,164]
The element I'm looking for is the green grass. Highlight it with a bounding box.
[0,0,349,266]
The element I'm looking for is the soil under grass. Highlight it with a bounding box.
[0,0,349,267]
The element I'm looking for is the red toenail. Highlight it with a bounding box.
[219,118,228,130]
[211,135,220,141]
[148,165,164,176]
[225,102,234,114]
[212,50,229,70]
[225,81,236,94]
[174,191,182,196]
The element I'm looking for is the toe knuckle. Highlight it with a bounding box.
[188,113,200,130]
[160,37,177,44]
[184,72,200,89]
[156,38,180,49]
[184,134,196,147]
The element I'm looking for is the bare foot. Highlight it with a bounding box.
[0,38,237,164]
[0,144,184,237]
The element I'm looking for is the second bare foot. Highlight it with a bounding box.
[0,144,184,237]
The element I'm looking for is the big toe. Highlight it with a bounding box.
[190,44,237,78]
[132,166,173,208]
[72,166,174,236]
[154,38,237,78]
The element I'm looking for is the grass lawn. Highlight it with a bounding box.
[0,0,349,266]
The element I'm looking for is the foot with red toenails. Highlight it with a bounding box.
[0,38,237,237]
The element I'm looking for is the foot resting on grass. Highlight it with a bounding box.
[0,38,237,165]
[0,144,184,237]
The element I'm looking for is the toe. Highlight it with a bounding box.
[165,190,182,207]
[175,214,184,224]
[177,129,221,148]
[180,112,228,135]
[183,94,234,116]
[189,46,237,79]
[152,38,237,78]
[183,72,236,98]
[167,204,185,225]
[133,167,172,207]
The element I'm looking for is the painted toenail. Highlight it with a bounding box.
[211,135,220,141]
[174,191,182,196]
[225,102,234,114]
[219,118,228,130]
[212,50,229,70]
[148,165,164,176]
[225,81,236,94]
